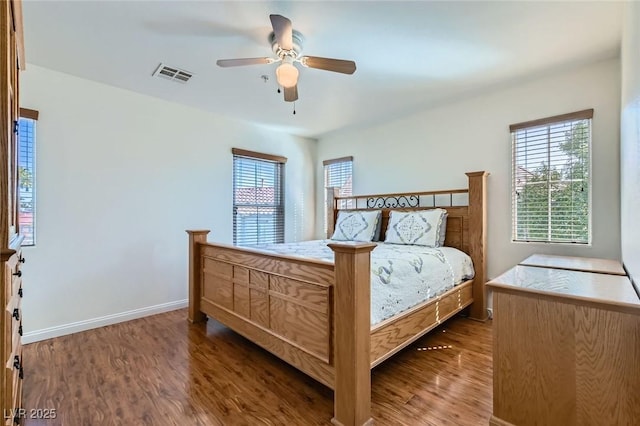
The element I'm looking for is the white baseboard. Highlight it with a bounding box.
[22,299,188,344]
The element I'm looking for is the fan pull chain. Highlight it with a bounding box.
[293,102,296,115]
[277,87,281,94]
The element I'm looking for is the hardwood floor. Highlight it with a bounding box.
[22,310,492,425]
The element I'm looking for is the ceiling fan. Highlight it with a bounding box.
[216,14,357,102]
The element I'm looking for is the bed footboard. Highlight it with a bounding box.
[187,232,376,425]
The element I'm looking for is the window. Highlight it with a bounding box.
[232,148,286,245]
[323,156,353,233]
[511,109,592,244]
[18,108,38,246]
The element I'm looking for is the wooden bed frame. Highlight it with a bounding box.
[187,171,488,426]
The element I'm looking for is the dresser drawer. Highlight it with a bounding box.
[11,376,23,425]
[8,250,24,277]
[12,274,21,297]
[5,350,22,378]
[5,299,22,371]
[5,292,19,316]
[11,311,22,348]
[6,251,19,270]
[12,354,23,390]
[11,348,24,412]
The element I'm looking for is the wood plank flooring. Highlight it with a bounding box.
[22,310,492,425]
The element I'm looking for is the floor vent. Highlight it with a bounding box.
[152,63,193,83]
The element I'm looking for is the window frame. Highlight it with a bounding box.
[18,108,38,246]
[232,148,286,246]
[323,156,353,235]
[510,109,593,245]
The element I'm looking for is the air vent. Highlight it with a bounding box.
[152,63,193,83]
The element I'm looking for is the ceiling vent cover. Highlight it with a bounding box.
[152,63,193,83]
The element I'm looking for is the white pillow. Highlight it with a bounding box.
[331,210,382,242]
[385,209,447,247]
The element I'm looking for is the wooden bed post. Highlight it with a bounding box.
[186,230,210,323]
[465,171,489,321]
[328,242,376,426]
[326,187,340,238]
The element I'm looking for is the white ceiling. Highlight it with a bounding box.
[22,1,623,138]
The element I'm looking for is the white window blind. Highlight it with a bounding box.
[511,109,592,244]
[232,148,286,246]
[18,108,38,246]
[323,156,353,233]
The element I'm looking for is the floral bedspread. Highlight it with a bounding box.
[248,240,475,325]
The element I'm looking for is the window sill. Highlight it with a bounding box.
[511,240,592,248]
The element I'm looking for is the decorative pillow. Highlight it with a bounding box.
[385,209,447,247]
[331,210,382,242]
[436,212,448,247]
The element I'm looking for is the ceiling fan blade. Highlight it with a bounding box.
[270,14,293,50]
[284,85,298,102]
[216,57,273,67]
[300,56,356,74]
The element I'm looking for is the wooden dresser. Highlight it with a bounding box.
[487,256,640,426]
[1,0,25,424]
[518,253,627,276]
[1,244,23,425]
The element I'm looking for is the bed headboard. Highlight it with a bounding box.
[327,171,489,320]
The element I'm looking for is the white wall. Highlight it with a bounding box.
[316,59,621,279]
[620,3,640,288]
[20,65,316,341]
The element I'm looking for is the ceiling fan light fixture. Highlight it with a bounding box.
[276,58,298,88]
[215,14,356,103]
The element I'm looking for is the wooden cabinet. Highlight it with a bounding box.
[2,249,23,425]
[1,0,25,424]
[487,261,640,426]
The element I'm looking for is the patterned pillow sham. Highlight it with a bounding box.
[331,210,382,242]
[384,209,447,247]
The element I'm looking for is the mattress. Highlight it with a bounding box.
[250,240,475,326]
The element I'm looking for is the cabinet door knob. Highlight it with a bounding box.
[18,256,25,263]
[12,270,21,277]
